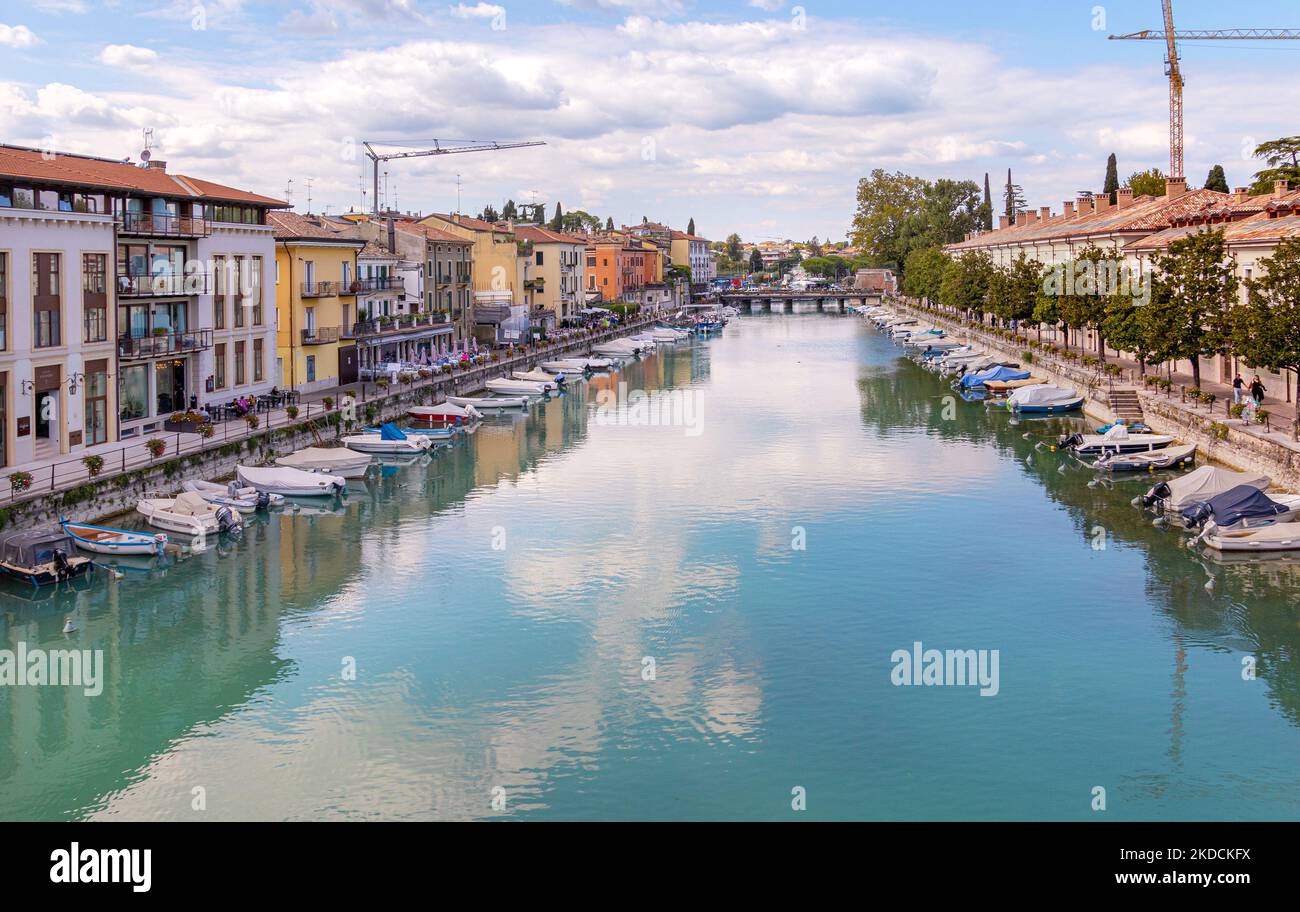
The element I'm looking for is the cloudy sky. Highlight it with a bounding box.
[2,0,1298,243]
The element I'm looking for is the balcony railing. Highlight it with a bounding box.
[117,273,210,297]
[301,326,341,345]
[301,281,340,298]
[118,328,213,360]
[117,212,212,238]
[354,276,403,293]
[473,304,512,324]
[351,313,450,338]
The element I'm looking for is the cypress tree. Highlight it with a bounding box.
[1204,164,1229,193]
[687,217,696,235]
[1104,153,1119,205]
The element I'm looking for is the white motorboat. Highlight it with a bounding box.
[541,361,590,375]
[1180,483,1300,532]
[1139,465,1269,512]
[485,378,549,396]
[61,520,167,557]
[1094,443,1196,472]
[1059,424,1176,457]
[182,478,284,513]
[237,465,346,497]
[137,492,241,536]
[342,425,435,455]
[511,370,562,389]
[447,395,528,410]
[409,402,482,424]
[1202,522,1300,552]
[276,446,373,478]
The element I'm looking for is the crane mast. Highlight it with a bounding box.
[362,139,546,215]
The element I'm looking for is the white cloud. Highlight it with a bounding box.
[748,0,785,10]
[99,44,160,68]
[0,24,40,48]
[449,2,503,19]
[31,0,89,12]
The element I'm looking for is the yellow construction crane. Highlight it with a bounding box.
[1110,1,1300,180]
[362,138,546,215]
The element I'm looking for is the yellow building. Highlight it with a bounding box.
[269,212,364,392]
[421,213,518,301]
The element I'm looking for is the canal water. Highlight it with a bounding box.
[2,313,1298,821]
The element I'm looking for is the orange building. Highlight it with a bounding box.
[584,237,652,303]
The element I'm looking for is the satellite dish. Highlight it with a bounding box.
[141,149,151,162]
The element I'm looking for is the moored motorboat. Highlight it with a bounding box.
[137,492,241,536]
[1202,521,1300,552]
[513,369,564,387]
[447,395,528,410]
[237,465,346,497]
[1094,443,1196,472]
[342,423,435,455]
[0,528,94,584]
[61,520,167,556]
[1007,384,1085,414]
[1061,423,1176,458]
[276,446,372,478]
[409,402,481,425]
[1139,465,1269,512]
[485,378,550,396]
[182,478,283,512]
[1181,484,1300,531]
[957,366,1031,390]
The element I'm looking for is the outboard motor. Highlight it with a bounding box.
[1180,500,1212,529]
[52,548,71,581]
[1058,432,1083,450]
[216,506,242,535]
[227,480,241,498]
[331,481,346,497]
[255,491,271,511]
[1140,481,1172,509]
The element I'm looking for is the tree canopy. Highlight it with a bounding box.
[1204,164,1229,194]
[1145,228,1239,388]
[1126,168,1167,198]
[849,169,980,271]
[1249,136,1300,195]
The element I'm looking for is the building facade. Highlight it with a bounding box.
[515,226,587,327]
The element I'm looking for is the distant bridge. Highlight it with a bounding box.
[712,289,885,312]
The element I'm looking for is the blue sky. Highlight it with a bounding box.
[2,1,1299,242]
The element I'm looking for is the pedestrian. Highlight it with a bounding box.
[1249,374,1266,408]
[1232,374,1243,404]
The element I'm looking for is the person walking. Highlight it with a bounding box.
[1232,374,1244,405]
[1249,375,1267,408]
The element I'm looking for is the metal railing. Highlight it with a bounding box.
[351,313,451,337]
[117,212,212,237]
[302,326,341,345]
[117,273,211,297]
[301,281,340,298]
[118,329,213,360]
[354,276,403,292]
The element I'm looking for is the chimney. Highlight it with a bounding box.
[998,215,1009,230]
[387,214,396,254]
[1233,187,1251,204]
[1165,177,1188,199]
[1095,193,1112,213]
[1274,179,1291,197]
[1062,201,1075,219]
[145,160,167,171]
[1039,206,1052,222]
[1077,195,1094,215]
[1116,187,1134,209]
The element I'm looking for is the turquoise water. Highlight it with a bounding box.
[2,313,1299,821]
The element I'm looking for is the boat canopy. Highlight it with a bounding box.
[1182,485,1290,528]
[0,529,76,566]
[959,366,1030,388]
[379,423,407,441]
[1008,384,1079,408]
[1161,465,1269,510]
[173,492,214,515]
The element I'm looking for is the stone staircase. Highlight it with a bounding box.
[1108,388,1145,424]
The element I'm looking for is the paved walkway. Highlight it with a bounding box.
[1,319,658,504]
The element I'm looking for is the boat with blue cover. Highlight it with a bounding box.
[342,423,434,455]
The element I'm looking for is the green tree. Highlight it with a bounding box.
[902,247,948,305]
[1104,153,1120,205]
[550,202,563,230]
[1204,164,1229,194]
[1004,168,1026,223]
[988,253,1043,326]
[605,217,614,231]
[1103,293,1156,376]
[1126,168,1167,198]
[1248,136,1300,195]
[687,217,695,235]
[749,248,763,273]
[1235,238,1300,422]
[850,168,929,265]
[725,233,743,262]
[979,173,993,231]
[502,199,518,220]
[938,250,994,321]
[480,204,500,222]
[1146,228,1239,389]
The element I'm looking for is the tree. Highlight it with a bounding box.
[987,253,1043,326]
[605,217,614,231]
[1146,228,1239,389]
[1103,292,1156,376]
[687,217,695,235]
[749,248,763,273]
[850,168,929,264]
[1235,238,1300,421]
[550,202,563,230]
[501,199,518,220]
[938,250,994,321]
[1004,168,1026,223]
[480,204,500,222]
[1126,168,1166,198]
[979,173,993,231]
[1104,153,1120,205]
[1204,164,1229,194]
[561,209,602,234]
[725,233,743,262]
[902,247,948,305]
[1248,136,1300,195]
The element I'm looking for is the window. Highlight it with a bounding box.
[84,359,109,445]
[536,250,544,266]
[119,364,149,421]
[214,343,226,389]
[234,340,246,385]
[249,256,263,324]
[82,254,108,342]
[233,257,245,327]
[253,338,264,382]
[0,251,6,350]
[306,355,316,383]
[33,252,60,348]
[212,256,226,328]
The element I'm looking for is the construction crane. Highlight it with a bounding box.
[1110,1,1300,180]
[362,139,546,215]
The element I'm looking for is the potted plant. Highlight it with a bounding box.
[1255,409,1270,426]
[164,409,208,433]
[198,422,215,439]
[9,470,33,493]
[145,438,167,458]
[82,454,105,477]
[286,405,300,420]
[323,396,335,410]
[245,414,260,430]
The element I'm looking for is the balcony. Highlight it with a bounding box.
[351,312,450,338]
[118,328,213,360]
[473,304,512,324]
[354,276,403,293]
[302,281,340,298]
[302,326,341,345]
[118,212,211,238]
[117,273,210,297]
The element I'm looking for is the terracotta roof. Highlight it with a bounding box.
[670,230,710,242]
[395,221,472,244]
[1126,208,1300,252]
[424,212,513,235]
[0,144,287,208]
[515,225,587,245]
[358,239,399,259]
[268,211,364,243]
